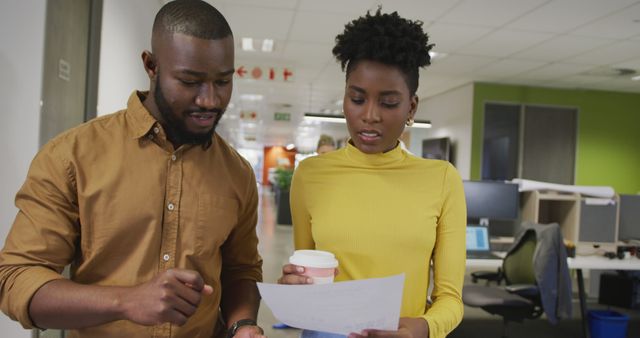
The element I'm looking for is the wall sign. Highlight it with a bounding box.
[274,112,291,121]
[236,65,294,82]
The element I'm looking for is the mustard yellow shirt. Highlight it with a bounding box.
[291,143,466,338]
[0,91,262,338]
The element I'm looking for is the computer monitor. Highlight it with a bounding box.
[422,137,451,162]
[463,180,520,227]
[618,194,640,241]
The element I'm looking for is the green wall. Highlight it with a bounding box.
[471,83,640,194]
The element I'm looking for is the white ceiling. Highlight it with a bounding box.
[175,0,640,151]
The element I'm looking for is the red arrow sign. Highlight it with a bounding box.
[283,68,293,81]
[236,66,247,77]
[234,65,295,82]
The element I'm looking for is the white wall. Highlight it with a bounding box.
[0,1,46,336]
[412,84,474,179]
[97,0,160,116]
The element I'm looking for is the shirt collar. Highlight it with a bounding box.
[126,91,160,139]
[344,139,405,166]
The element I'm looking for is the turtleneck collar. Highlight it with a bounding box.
[344,140,406,166]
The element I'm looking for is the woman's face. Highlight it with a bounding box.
[343,60,417,154]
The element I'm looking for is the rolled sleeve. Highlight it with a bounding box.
[0,265,65,328]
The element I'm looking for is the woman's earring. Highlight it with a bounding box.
[406,118,414,127]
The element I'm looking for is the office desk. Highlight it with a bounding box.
[465,257,502,269]
[466,255,640,338]
[567,255,640,270]
[569,256,640,338]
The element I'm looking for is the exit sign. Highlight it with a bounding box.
[274,112,291,121]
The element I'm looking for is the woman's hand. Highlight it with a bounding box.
[276,264,339,285]
[233,325,267,338]
[348,317,428,338]
[277,264,313,285]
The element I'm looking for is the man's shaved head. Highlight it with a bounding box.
[152,0,232,49]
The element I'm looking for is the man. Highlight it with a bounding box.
[0,1,265,337]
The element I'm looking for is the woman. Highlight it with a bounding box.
[278,9,466,338]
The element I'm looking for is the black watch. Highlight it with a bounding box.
[227,318,259,338]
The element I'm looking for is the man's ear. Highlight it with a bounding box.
[141,50,157,79]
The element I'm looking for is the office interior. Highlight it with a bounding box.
[1,0,640,337]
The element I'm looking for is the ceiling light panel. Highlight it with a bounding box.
[261,39,274,52]
[242,37,254,51]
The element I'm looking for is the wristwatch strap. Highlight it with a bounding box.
[227,318,258,338]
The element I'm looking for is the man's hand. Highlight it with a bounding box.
[233,325,267,338]
[119,268,213,326]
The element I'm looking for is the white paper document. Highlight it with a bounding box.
[257,274,405,335]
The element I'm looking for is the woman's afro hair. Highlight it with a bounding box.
[332,8,434,75]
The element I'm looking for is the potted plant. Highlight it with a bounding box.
[274,167,294,225]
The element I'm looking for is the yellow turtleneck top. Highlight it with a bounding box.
[290,142,466,338]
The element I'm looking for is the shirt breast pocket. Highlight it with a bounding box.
[196,193,239,254]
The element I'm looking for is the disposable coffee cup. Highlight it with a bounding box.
[289,250,338,284]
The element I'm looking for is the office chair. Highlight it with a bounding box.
[464,223,572,337]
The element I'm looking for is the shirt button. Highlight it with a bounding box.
[167,203,175,211]
[171,154,177,161]
[162,254,170,262]
[153,127,160,134]
[147,134,154,139]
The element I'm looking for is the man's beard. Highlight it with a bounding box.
[154,78,224,148]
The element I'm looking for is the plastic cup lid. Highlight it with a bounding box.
[289,250,338,268]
